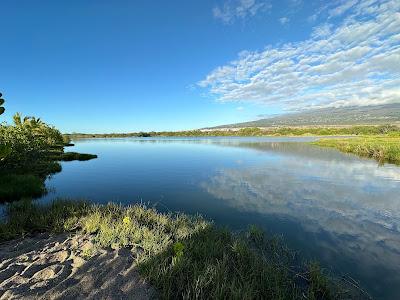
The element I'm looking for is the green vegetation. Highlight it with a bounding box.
[313,137,400,165]
[0,199,365,299]
[0,174,45,201]
[0,199,89,240]
[65,124,400,139]
[0,109,97,202]
[0,113,65,201]
[58,152,98,161]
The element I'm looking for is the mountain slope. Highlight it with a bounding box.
[210,104,400,128]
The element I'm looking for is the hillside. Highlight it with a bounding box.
[208,104,400,129]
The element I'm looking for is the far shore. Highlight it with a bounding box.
[64,124,400,139]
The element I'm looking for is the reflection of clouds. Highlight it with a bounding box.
[201,145,400,278]
[214,140,400,183]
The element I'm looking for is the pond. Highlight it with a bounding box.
[40,137,400,299]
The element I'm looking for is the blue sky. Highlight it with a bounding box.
[1,0,399,133]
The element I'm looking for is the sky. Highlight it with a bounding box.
[0,0,399,133]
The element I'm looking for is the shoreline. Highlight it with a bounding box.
[0,200,367,299]
[0,232,156,299]
[63,124,400,139]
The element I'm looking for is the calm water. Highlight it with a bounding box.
[38,137,400,299]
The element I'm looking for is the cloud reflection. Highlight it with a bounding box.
[201,141,400,295]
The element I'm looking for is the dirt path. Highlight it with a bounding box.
[0,233,156,299]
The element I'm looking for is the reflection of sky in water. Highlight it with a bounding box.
[200,142,400,299]
[11,137,399,299]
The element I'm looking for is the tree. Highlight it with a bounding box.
[0,92,4,115]
[13,112,22,126]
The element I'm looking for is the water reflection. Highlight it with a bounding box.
[20,137,400,298]
[200,141,400,298]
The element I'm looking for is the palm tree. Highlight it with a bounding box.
[13,112,22,126]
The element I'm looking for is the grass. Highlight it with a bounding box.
[313,136,400,165]
[64,124,400,138]
[0,199,366,299]
[0,174,45,202]
[0,148,96,203]
[0,199,87,240]
[58,152,98,161]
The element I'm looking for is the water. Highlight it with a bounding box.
[36,137,400,298]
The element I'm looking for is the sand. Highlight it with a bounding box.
[0,233,157,299]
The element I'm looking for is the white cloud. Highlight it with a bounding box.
[279,17,290,25]
[289,0,303,7]
[307,14,318,23]
[329,0,359,18]
[213,0,271,24]
[311,23,332,38]
[200,0,400,110]
[236,106,244,110]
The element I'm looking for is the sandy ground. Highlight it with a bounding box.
[0,233,157,299]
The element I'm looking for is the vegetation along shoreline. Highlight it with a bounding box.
[0,199,370,299]
[0,105,97,202]
[0,96,395,298]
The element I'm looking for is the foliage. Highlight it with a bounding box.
[0,113,97,202]
[79,203,209,254]
[58,152,98,161]
[0,110,97,201]
[0,113,64,172]
[0,113,65,201]
[0,199,365,299]
[0,174,45,201]
[313,137,400,165]
[64,124,400,139]
[0,199,89,241]
[138,224,363,300]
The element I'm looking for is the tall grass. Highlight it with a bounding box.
[0,175,45,202]
[313,137,400,165]
[0,199,89,240]
[0,199,366,299]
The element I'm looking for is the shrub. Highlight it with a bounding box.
[0,174,45,202]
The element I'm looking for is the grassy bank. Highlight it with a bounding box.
[0,113,97,202]
[0,199,366,299]
[313,137,400,165]
[57,152,98,161]
[65,124,400,139]
[0,175,45,201]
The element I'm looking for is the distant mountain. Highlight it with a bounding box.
[208,104,400,128]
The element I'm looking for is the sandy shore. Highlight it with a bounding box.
[0,233,156,299]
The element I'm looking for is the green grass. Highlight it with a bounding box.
[59,152,98,161]
[0,199,89,240]
[313,137,400,165]
[0,199,366,299]
[0,174,45,202]
[64,124,400,138]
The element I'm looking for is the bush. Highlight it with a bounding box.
[0,114,96,201]
[59,152,98,161]
[0,174,45,202]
